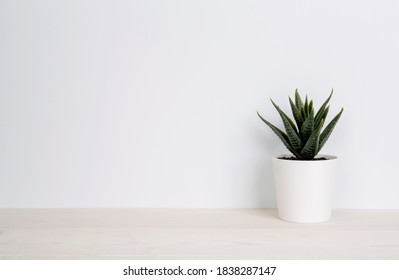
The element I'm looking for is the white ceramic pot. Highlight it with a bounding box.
[272,154,337,223]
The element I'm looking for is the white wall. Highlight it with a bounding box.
[1,0,398,208]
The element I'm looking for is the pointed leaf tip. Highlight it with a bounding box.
[317,107,344,153]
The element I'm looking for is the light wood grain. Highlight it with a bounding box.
[0,209,398,259]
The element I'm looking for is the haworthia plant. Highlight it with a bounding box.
[257,89,343,160]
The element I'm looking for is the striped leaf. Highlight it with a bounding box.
[303,96,309,118]
[315,105,329,128]
[318,108,344,153]
[289,97,303,130]
[315,89,333,126]
[300,119,324,160]
[300,107,314,142]
[270,99,303,151]
[308,100,313,117]
[295,89,303,111]
[257,112,301,158]
[257,89,343,160]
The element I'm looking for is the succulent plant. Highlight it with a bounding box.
[257,89,343,160]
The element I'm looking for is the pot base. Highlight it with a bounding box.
[278,212,332,223]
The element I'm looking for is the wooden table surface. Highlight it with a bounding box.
[0,209,398,259]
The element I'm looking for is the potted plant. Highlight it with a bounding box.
[257,89,343,223]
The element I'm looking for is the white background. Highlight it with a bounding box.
[1,0,398,208]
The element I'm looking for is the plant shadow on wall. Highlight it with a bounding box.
[256,89,343,223]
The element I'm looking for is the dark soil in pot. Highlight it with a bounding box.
[278,156,328,161]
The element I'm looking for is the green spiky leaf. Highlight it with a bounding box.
[300,107,314,142]
[257,112,301,158]
[304,96,309,118]
[270,99,303,151]
[315,105,329,128]
[315,89,333,125]
[257,89,343,160]
[295,89,303,110]
[300,119,324,160]
[308,100,313,117]
[289,97,303,130]
[318,108,344,153]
